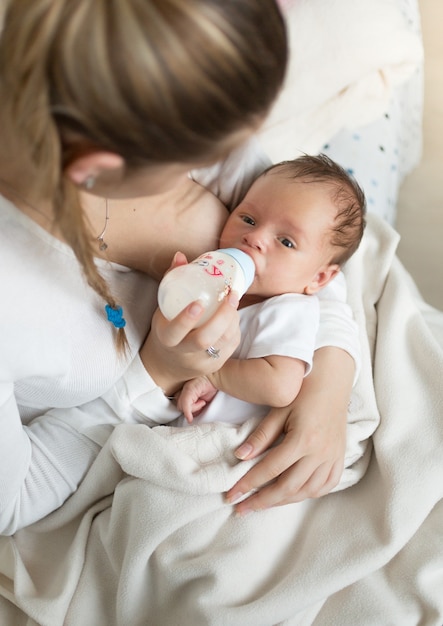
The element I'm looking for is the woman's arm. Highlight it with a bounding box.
[226,346,354,514]
[0,387,102,535]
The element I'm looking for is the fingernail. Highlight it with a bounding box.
[236,506,253,518]
[228,292,239,308]
[188,301,204,318]
[226,491,243,504]
[235,442,253,460]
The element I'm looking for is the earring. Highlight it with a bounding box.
[84,175,95,190]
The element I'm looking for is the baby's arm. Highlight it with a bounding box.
[211,355,306,409]
[177,355,306,423]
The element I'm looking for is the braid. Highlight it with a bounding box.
[0,1,130,353]
[55,181,130,355]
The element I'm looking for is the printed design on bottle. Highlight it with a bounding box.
[193,253,233,301]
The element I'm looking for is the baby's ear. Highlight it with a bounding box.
[304,264,340,295]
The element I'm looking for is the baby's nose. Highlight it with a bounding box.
[242,230,265,251]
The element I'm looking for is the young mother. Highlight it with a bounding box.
[0,0,356,534]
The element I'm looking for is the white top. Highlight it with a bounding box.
[0,194,169,533]
[0,144,360,533]
[184,293,319,426]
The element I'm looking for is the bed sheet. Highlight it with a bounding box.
[319,0,423,225]
[323,64,423,225]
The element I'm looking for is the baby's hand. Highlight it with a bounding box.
[176,376,218,423]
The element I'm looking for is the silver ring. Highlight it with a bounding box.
[206,345,220,359]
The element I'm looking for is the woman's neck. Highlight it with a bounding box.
[0,177,55,227]
[0,156,61,238]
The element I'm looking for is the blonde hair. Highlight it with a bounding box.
[0,0,287,352]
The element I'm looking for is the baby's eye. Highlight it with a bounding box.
[241,215,255,226]
[278,236,295,249]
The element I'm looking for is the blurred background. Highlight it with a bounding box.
[397,0,443,309]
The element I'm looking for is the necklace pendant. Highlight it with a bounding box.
[97,199,110,251]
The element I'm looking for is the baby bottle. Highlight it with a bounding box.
[158,248,255,327]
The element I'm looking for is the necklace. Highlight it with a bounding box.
[97,199,109,251]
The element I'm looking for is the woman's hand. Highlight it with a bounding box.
[140,253,241,395]
[226,347,355,514]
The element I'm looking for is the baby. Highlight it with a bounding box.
[176,154,366,424]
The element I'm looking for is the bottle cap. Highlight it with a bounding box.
[219,248,255,290]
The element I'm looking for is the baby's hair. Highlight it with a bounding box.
[0,0,287,353]
[264,154,366,265]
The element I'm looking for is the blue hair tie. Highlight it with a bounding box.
[105,304,126,329]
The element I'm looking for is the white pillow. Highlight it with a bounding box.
[259,0,424,160]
